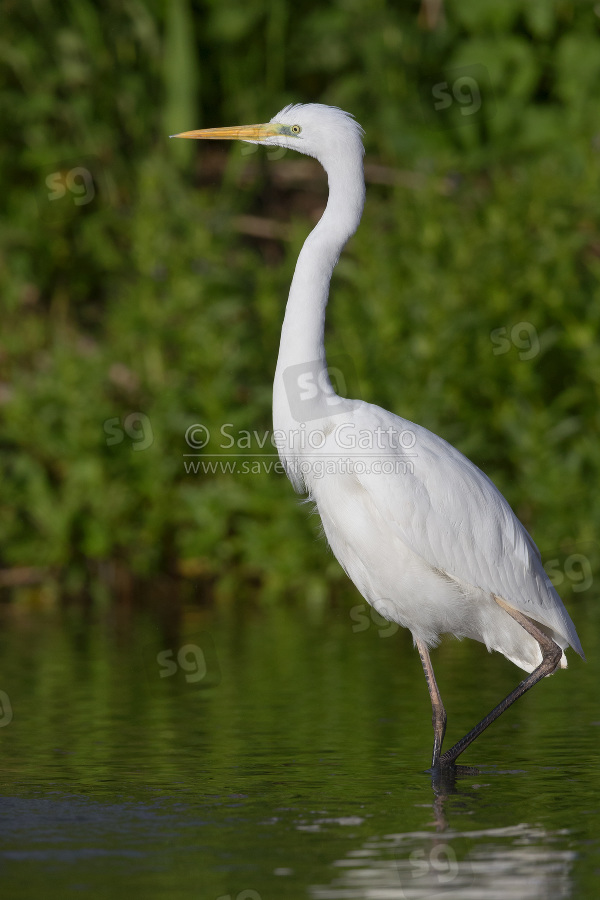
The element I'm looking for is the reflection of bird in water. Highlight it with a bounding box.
[173,103,584,768]
[308,820,576,898]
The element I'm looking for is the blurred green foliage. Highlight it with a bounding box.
[1,0,599,601]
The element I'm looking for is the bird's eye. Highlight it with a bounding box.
[290,124,302,135]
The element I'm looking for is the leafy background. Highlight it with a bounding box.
[1,0,599,605]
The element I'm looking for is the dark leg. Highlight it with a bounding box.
[416,638,447,768]
[440,598,563,766]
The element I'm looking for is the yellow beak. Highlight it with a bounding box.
[171,123,281,142]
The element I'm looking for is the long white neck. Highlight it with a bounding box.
[275,162,365,372]
[272,155,365,477]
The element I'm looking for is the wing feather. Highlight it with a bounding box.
[349,402,584,657]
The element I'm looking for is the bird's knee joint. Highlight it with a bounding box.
[544,641,562,672]
[432,707,447,729]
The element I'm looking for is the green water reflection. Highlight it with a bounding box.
[0,591,598,898]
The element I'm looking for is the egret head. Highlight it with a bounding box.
[172,103,364,171]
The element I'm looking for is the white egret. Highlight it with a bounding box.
[173,104,584,768]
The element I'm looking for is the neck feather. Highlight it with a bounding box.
[273,159,365,441]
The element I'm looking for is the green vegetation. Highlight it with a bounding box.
[1,0,599,602]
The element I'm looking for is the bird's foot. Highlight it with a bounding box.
[429,760,480,791]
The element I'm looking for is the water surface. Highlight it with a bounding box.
[0,592,598,898]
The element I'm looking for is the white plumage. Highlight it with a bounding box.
[174,102,583,767]
[303,401,581,673]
